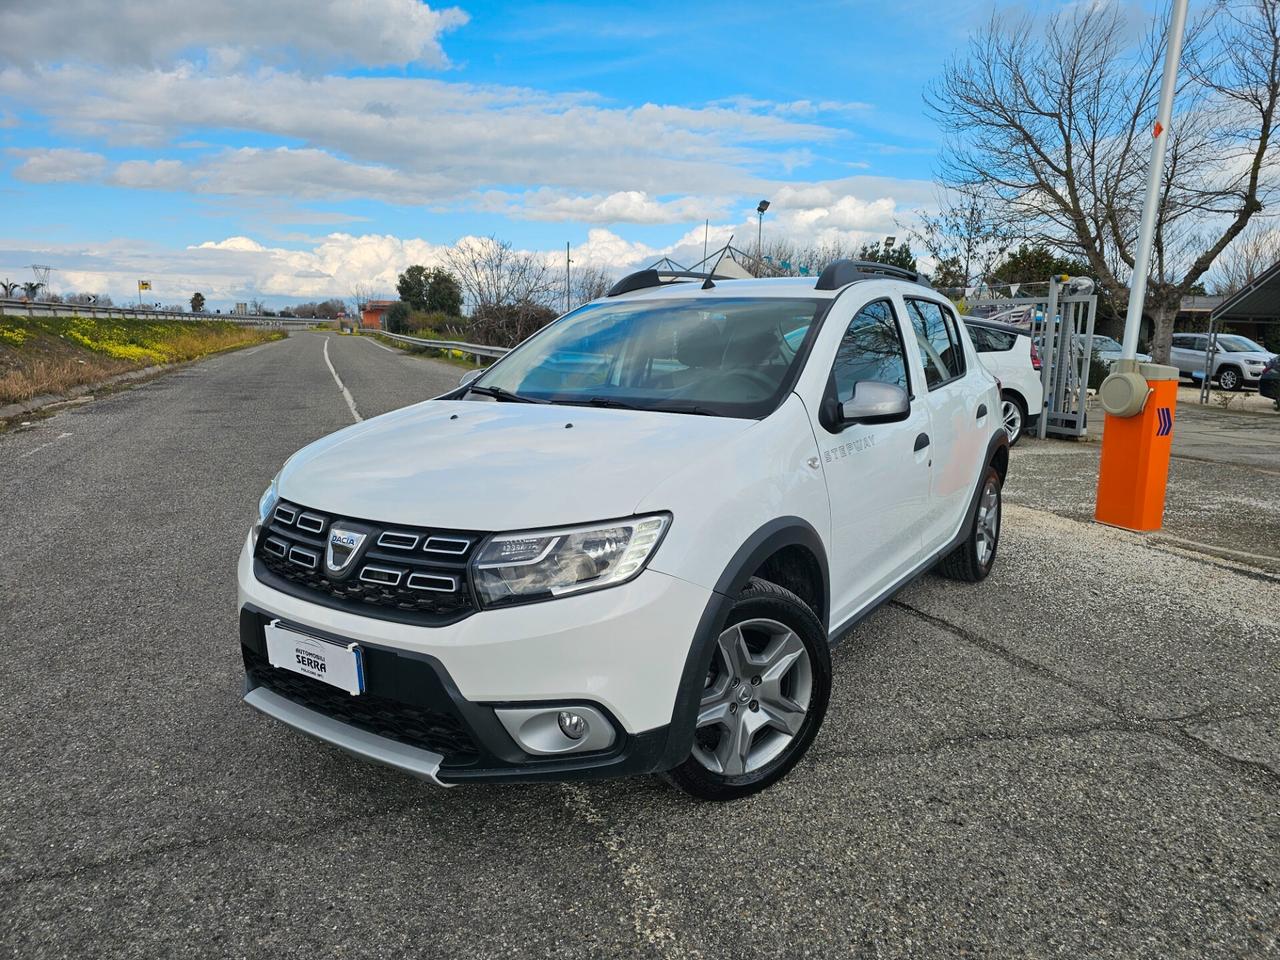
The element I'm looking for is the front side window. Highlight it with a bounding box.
[472,297,826,418]
[906,298,966,389]
[831,299,909,404]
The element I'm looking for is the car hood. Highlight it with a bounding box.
[1230,351,1275,363]
[1096,348,1152,362]
[278,399,756,531]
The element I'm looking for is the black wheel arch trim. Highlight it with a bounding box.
[659,516,830,771]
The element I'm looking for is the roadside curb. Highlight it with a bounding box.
[0,336,283,423]
[0,364,168,420]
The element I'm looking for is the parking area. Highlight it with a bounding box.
[1,332,1276,959]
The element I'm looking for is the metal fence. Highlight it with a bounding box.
[376,330,509,362]
[0,298,318,329]
[968,285,1099,440]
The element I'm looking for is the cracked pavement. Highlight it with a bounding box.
[1,332,1276,959]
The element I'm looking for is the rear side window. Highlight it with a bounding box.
[906,298,966,389]
[1172,335,1194,349]
[831,299,909,403]
[969,325,1018,353]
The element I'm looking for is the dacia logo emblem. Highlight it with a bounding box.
[325,527,366,573]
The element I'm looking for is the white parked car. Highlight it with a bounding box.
[965,318,1044,445]
[1170,333,1276,391]
[239,261,1009,800]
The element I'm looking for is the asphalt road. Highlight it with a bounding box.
[2,331,1276,959]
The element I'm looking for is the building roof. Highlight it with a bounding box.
[1211,258,1280,321]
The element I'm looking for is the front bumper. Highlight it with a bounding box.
[237,535,713,783]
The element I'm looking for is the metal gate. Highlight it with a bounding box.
[968,280,1098,439]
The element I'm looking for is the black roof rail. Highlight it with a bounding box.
[607,269,736,297]
[814,259,932,291]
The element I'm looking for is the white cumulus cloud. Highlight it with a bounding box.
[0,0,467,69]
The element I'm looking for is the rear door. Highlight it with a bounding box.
[1170,334,1198,376]
[902,296,991,552]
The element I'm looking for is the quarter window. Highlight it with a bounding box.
[906,298,966,389]
[969,325,1017,353]
[831,299,909,404]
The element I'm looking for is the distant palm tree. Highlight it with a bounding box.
[21,281,42,300]
[0,279,18,298]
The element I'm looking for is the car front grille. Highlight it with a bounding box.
[254,499,486,626]
[243,646,479,766]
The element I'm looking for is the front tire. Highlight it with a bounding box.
[664,578,831,801]
[1218,366,1243,391]
[936,466,1002,583]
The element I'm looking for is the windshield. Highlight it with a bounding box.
[1216,335,1265,353]
[1075,337,1126,353]
[471,297,826,417]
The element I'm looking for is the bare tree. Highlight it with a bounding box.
[348,282,377,320]
[908,196,1015,290]
[570,264,613,307]
[1209,219,1280,293]
[443,236,557,344]
[929,0,1280,361]
[65,292,112,306]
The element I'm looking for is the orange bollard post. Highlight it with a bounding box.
[1095,366,1178,531]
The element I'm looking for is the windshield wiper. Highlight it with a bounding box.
[576,396,641,409]
[560,396,719,416]
[467,384,548,404]
[654,402,719,417]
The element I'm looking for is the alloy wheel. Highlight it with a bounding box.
[1219,368,1240,391]
[692,618,813,777]
[1001,399,1022,443]
[975,476,1001,567]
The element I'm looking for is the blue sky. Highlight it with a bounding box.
[1,0,992,308]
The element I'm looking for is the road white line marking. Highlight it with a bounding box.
[323,338,363,423]
[364,336,397,353]
[17,432,73,461]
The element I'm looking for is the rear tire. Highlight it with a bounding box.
[663,578,831,801]
[1000,392,1026,446]
[936,466,1002,583]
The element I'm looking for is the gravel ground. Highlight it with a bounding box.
[1,331,1276,959]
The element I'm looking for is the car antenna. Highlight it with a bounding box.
[702,235,733,289]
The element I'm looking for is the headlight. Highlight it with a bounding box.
[472,514,670,607]
[252,474,279,543]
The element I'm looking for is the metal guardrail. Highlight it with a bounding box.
[376,330,510,361]
[0,298,318,329]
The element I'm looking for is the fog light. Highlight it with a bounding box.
[557,711,587,740]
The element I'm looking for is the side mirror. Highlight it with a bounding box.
[840,381,909,423]
[458,368,483,388]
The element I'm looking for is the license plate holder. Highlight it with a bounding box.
[264,620,365,696]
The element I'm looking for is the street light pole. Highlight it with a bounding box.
[565,242,572,315]
[755,200,770,269]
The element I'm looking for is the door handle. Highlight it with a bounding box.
[914,433,930,452]
[976,404,988,419]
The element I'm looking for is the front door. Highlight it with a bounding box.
[813,297,933,627]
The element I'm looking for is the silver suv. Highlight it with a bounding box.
[1170,333,1276,391]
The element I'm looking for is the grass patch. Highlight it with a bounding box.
[0,315,284,405]
[367,331,492,371]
